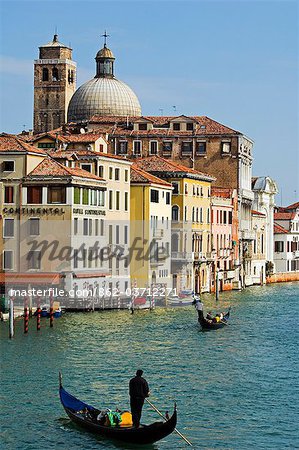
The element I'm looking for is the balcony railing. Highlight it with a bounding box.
[153,228,164,239]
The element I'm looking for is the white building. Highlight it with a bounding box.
[274,207,299,272]
[252,176,278,268]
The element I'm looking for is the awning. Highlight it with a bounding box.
[0,273,61,285]
[73,272,108,278]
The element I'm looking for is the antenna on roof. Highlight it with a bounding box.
[172,106,177,114]
[159,108,163,116]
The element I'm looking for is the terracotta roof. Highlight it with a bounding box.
[211,187,233,199]
[274,223,289,234]
[130,165,172,187]
[251,210,266,217]
[47,149,131,162]
[26,157,105,181]
[274,212,296,220]
[286,201,299,210]
[32,131,106,144]
[88,115,240,135]
[134,155,215,180]
[0,134,46,155]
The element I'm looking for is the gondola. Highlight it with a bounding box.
[198,309,230,330]
[59,373,177,445]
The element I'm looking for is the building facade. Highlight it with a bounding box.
[274,206,299,272]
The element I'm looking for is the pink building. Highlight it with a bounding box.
[211,188,238,291]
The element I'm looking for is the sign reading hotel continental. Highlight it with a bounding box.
[2,207,65,215]
[73,208,106,216]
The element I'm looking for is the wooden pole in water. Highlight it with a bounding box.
[49,295,54,328]
[215,269,219,302]
[36,296,41,331]
[24,297,29,334]
[9,298,14,339]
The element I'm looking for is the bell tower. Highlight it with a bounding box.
[33,34,76,134]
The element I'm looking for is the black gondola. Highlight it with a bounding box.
[198,309,230,330]
[59,374,177,445]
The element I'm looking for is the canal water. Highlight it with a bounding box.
[1,283,298,450]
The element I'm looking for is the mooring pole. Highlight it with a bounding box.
[24,297,29,334]
[215,269,219,302]
[49,295,54,328]
[9,297,14,339]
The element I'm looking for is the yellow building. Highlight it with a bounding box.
[134,156,215,293]
[130,165,172,293]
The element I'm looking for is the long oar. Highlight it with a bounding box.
[145,398,194,447]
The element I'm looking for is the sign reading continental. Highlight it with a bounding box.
[2,207,65,215]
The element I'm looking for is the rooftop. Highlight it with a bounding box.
[274,223,289,234]
[130,165,172,187]
[0,134,46,155]
[274,212,296,220]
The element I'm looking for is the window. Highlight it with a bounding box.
[109,191,113,210]
[109,167,113,179]
[200,208,203,223]
[83,219,88,236]
[3,251,13,270]
[124,192,128,211]
[133,140,142,155]
[172,182,179,195]
[151,189,159,203]
[124,225,128,245]
[149,141,158,155]
[109,225,113,244]
[98,165,104,178]
[48,186,66,204]
[116,191,120,210]
[125,169,128,182]
[118,141,128,155]
[162,141,172,153]
[82,188,89,205]
[68,69,74,84]
[116,225,120,244]
[42,68,49,81]
[27,186,42,204]
[115,168,120,180]
[173,123,180,131]
[74,187,80,204]
[3,160,15,172]
[229,211,232,224]
[98,190,105,207]
[275,241,284,252]
[181,141,192,154]
[37,142,55,149]
[186,122,194,131]
[197,142,206,155]
[28,251,41,270]
[74,218,78,235]
[138,123,147,130]
[184,183,188,194]
[172,205,179,221]
[29,218,40,236]
[4,218,14,238]
[91,190,97,206]
[224,211,227,224]
[4,186,14,203]
[207,209,210,224]
[221,142,231,153]
[166,192,170,204]
[52,67,59,81]
[81,164,92,173]
[100,219,104,236]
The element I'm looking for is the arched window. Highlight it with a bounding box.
[192,207,195,222]
[52,67,59,81]
[172,205,179,222]
[68,69,74,84]
[42,68,49,81]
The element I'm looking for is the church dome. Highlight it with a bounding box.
[67,40,141,122]
[67,77,141,122]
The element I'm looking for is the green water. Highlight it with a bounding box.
[1,283,298,449]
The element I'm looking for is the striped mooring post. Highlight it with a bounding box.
[24,297,29,334]
[36,296,41,331]
[49,296,54,328]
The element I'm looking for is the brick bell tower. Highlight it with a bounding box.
[33,34,76,134]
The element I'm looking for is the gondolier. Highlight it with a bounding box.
[192,296,204,320]
[129,369,150,428]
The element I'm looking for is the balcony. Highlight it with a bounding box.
[241,230,255,240]
[153,228,164,239]
[171,251,192,261]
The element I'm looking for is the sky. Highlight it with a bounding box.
[0,0,298,205]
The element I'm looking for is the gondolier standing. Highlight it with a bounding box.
[129,369,150,428]
[192,296,204,320]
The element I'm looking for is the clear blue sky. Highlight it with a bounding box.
[0,0,298,205]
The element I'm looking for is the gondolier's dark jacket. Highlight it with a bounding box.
[129,376,149,399]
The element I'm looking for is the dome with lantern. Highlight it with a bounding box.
[67,37,141,122]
